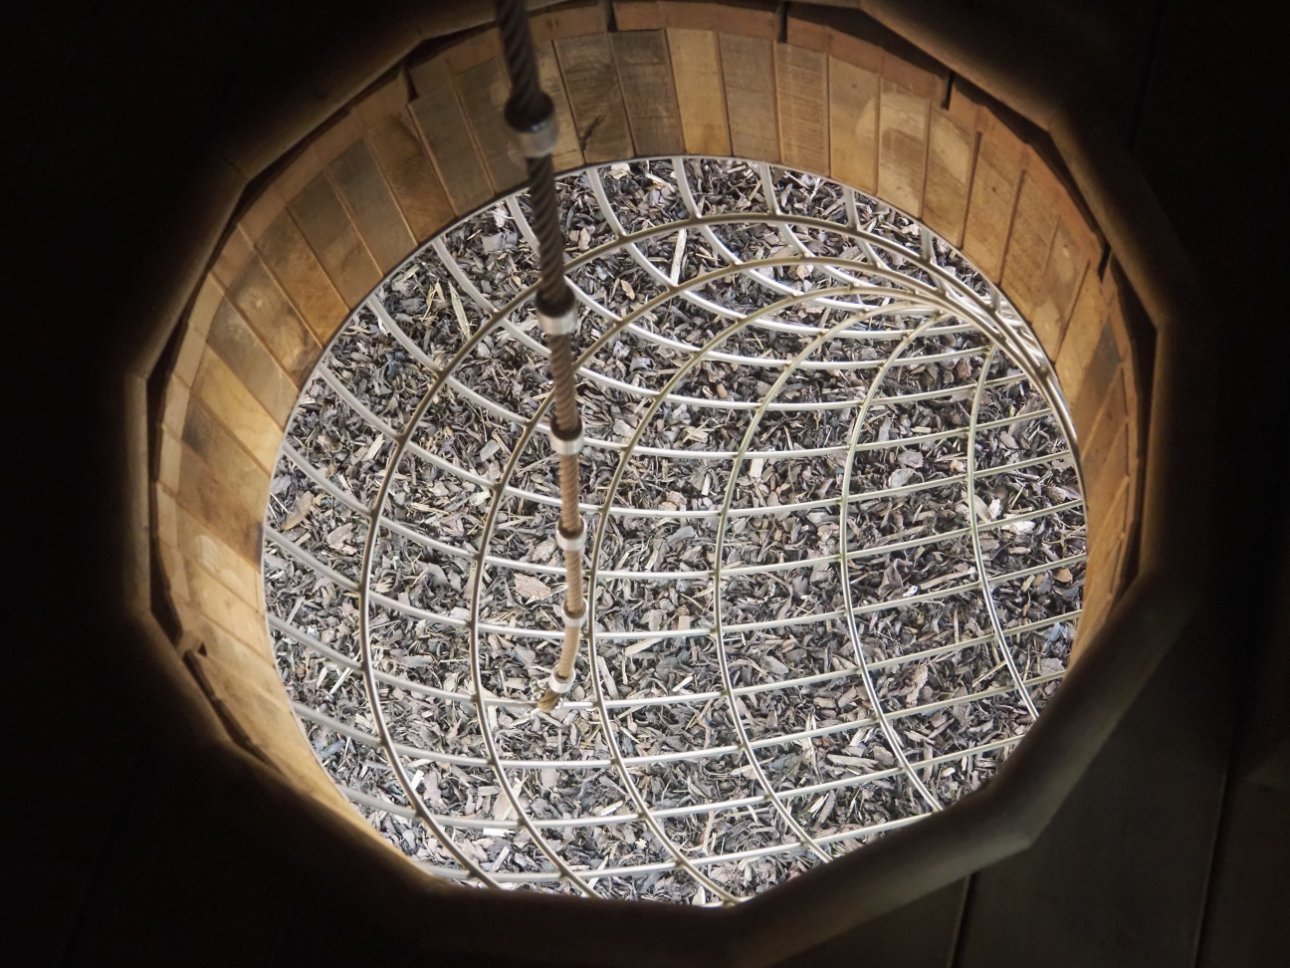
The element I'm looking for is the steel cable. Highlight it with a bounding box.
[494,0,587,710]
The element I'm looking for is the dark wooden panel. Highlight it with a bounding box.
[206,299,299,425]
[363,112,456,240]
[224,257,321,385]
[555,33,633,163]
[613,31,684,156]
[776,42,828,173]
[771,879,966,968]
[408,57,493,214]
[254,209,348,341]
[327,139,416,272]
[668,28,730,155]
[288,173,381,312]
[453,56,525,193]
[956,616,1237,968]
[720,32,779,163]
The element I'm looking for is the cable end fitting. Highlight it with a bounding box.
[505,94,557,158]
[537,303,577,337]
[548,415,584,456]
[546,669,574,695]
[562,602,587,629]
[556,519,586,553]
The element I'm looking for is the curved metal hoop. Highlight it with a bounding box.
[264,157,1087,902]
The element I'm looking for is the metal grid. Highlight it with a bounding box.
[264,157,1086,903]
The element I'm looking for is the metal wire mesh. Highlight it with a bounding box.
[265,157,1086,903]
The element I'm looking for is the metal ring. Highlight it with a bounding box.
[538,304,577,336]
[505,95,557,158]
[562,603,587,628]
[556,520,586,552]
[548,417,584,456]
[547,670,574,694]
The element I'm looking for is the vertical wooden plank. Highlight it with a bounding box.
[668,28,730,155]
[191,349,281,472]
[612,0,662,30]
[288,174,381,314]
[362,112,455,241]
[453,57,526,193]
[1030,207,1096,362]
[205,299,298,427]
[555,34,633,163]
[326,140,416,273]
[1054,269,1105,404]
[531,0,608,40]
[877,79,930,216]
[962,111,1026,281]
[182,402,271,511]
[719,33,779,162]
[775,43,829,174]
[224,258,321,386]
[535,40,583,171]
[1001,167,1062,319]
[408,57,492,214]
[168,431,263,564]
[1067,320,1122,441]
[181,555,268,645]
[828,55,880,193]
[253,211,348,342]
[922,109,975,246]
[612,31,684,156]
[171,275,224,387]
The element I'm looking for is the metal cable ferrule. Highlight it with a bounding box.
[505,94,558,158]
[537,302,577,336]
[548,415,584,456]
[546,669,575,695]
[562,602,587,628]
[555,519,586,552]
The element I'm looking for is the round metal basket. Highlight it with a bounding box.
[265,157,1086,902]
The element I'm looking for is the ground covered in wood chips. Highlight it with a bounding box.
[263,158,1085,903]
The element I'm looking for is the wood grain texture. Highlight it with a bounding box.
[922,108,975,246]
[613,30,684,156]
[1001,166,1062,319]
[536,39,584,171]
[205,299,298,426]
[167,430,263,564]
[164,500,262,610]
[224,257,321,386]
[254,209,348,341]
[555,33,633,163]
[720,32,779,163]
[531,0,607,40]
[828,55,880,193]
[877,78,930,216]
[453,56,525,193]
[408,57,492,214]
[962,112,1026,281]
[181,401,271,517]
[1030,205,1097,361]
[288,173,381,314]
[327,139,415,273]
[668,28,730,155]
[776,43,829,174]
[1069,318,1122,440]
[171,275,224,387]
[192,349,281,472]
[363,112,455,242]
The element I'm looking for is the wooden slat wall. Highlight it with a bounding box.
[155,0,1146,821]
